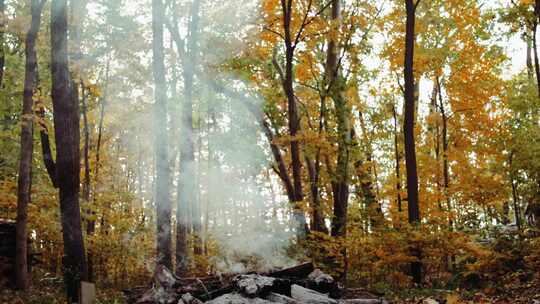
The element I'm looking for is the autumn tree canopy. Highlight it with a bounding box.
[0,0,540,303]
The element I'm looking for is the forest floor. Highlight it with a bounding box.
[1,276,539,304]
[1,265,540,304]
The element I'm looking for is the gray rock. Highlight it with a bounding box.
[290,284,338,304]
[179,293,204,304]
[307,269,334,285]
[233,274,285,297]
[205,293,277,304]
[266,293,300,304]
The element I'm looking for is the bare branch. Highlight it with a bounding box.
[293,0,313,46]
[272,47,286,85]
[414,0,421,10]
[295,1,334,47]
[263,26,285,40]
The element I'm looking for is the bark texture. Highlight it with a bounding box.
[152,0,172,269]
[325,0,350,238]
[15,0,45,291]
[51,0,88,300]
[279,0,308,239]
[176,0,202,275]
[404,0,422,284]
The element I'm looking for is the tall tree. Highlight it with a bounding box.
[177,0,202,275]
[271,0,310,239]
[403,0,421,284]
[392,104,403,213]
[51,0,88,301]
[15,0,46,291]
[152,0,172,269]
[325,0,350,238]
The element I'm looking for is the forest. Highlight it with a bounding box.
[0,0,540,303]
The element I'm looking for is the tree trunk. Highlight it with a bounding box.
[435,78,452,229]
[357,111,381,229]
[81,90,90,215]
[532,22,540,100]
[51,0,88,301]
[15,0,45,291]
[89,60,109,282]
[404,0,421,285]
[305,155,327,234]
[94,59,109,184]
[189,0,203,256]
[38,107,58,187]
[325,0,349,238]
[307,95,328,234]
[176,0,201,275]
[152,0,172,270]
[392,104,403,213]
[527,30,534,80]
[81,85,95,282]
[509,151,522,231]
[280,0,307,240]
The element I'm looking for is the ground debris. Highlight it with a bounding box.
[290,284,337,304]
[233,274,289,298]
[126,263,389,304]
[207,293,277,304]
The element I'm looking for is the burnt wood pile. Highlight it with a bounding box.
[125,262,388,304]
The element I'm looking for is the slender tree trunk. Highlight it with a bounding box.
[357,111,381,228]
[69,0,94,281]
[89,60,108,275]
[94,59,109,183]
[203,110,216,254]
[323,0,349,283]
[194,114,203,255]
[38,108,57,187]
[533,22,540,100]
[51,0,88,301]
[404,0,421,285]
[436,78,452,229]
[15,0,45,291]
[527,31,534,80]
[152,0,172,269]
[392,104,403,213]
[190,0,202,256]
[0,0,5,87]
[307,95,328,234]
[81,88,90,216]
[509,151,522,231]
[435,77,456,270]
[176,0,201,275]
[280,0,308,239]
[430,80,442,211]
[81,85,96,282]
[306,156,327,233]
[325,0,349,238]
